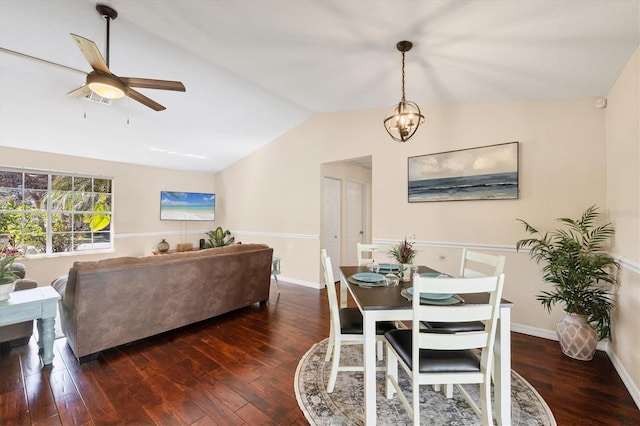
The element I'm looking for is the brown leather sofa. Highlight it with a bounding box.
[52,243,273,360]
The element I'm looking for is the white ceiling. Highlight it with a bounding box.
[1,0,638,173]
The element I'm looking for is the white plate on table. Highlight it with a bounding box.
[406,286,453,300]
[419,272,453,278]
[378,263,399,271]
[352,272,385,283]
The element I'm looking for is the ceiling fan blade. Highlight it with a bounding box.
[119,77,186,92]
[127,88,166,111]
[67,85,92,98]
[70,34,110,74]
[0,47,87,75]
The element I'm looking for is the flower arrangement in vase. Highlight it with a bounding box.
[389,238,417,281]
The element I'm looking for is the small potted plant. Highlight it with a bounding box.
[0,255,19,301]
[204,227,235,248]
[516,205,619,361]
[389,238,417,282]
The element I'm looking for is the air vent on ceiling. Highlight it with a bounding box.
[82,91,112,105]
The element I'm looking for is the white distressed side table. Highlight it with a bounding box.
[0,286,61,365]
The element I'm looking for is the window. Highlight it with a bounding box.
[0,168,113,255]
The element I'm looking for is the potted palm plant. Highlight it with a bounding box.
[515,205,619,360]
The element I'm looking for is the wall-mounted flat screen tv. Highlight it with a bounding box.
[160,191,215,221]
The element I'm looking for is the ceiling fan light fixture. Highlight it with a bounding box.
[87,73,125,99]
[384,41,424,143]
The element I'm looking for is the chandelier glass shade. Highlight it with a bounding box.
[383,41,424,143]
[384,100,424,142]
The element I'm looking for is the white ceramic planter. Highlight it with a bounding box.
[0,281,16,301]
[556,312,598,361]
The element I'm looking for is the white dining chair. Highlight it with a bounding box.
[423,248,506,397]
[271,255,281,292]
[384,274,505,425]
[423,248,505,333]
[320,249,396,393]
[356,243,379,266]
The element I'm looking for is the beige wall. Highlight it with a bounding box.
[215,93,619,339]
[0,147,216,285]
[217,98,607,296]
[605,47,640,402]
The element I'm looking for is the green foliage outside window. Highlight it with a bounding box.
[0,199,46,250]
[0,168,113,255]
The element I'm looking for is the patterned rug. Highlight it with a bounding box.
[295,338,556,425]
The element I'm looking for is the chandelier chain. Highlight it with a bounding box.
[401,52,406,101]
[383,40,424,142]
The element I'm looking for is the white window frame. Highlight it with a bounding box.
[0,167,114,256]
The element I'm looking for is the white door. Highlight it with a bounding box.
[323,177,341,281]
[346,180,365,265]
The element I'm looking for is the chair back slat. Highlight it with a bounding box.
[412,275,499,294]
[417,332,488,350]
[459,248,506,278]
[417,305,493,323]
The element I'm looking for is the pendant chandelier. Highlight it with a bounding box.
[383,41,424,143]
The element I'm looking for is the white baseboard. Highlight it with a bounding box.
[276,275,323,289]
[511,322,610,351]
[606,345,640,409]
[511,322,557,341]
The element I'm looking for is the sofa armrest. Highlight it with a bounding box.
[14,279,38,291]
[51,275,72,308]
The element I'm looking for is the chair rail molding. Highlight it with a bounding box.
[116,230,211,239]
[376,239,639,274]
[232,230,319,240]
[115,230,320,240]
[612,254,640,274]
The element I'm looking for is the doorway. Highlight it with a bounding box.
[322,177,341,281]
[321,157,372,280]
[346,179,365,265]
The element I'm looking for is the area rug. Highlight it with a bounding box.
[295,338,556,425]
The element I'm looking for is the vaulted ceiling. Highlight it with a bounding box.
[1,0,638,172]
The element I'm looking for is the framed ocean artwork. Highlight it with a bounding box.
[160,191,215,221]
[408,142,519,202]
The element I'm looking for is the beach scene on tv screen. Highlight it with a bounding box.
[160,191,215,221]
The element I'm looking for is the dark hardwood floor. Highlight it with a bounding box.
[1,281,638,425]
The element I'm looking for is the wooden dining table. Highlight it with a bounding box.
[339,265,513,426]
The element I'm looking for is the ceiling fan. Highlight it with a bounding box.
[0,4,185,111]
